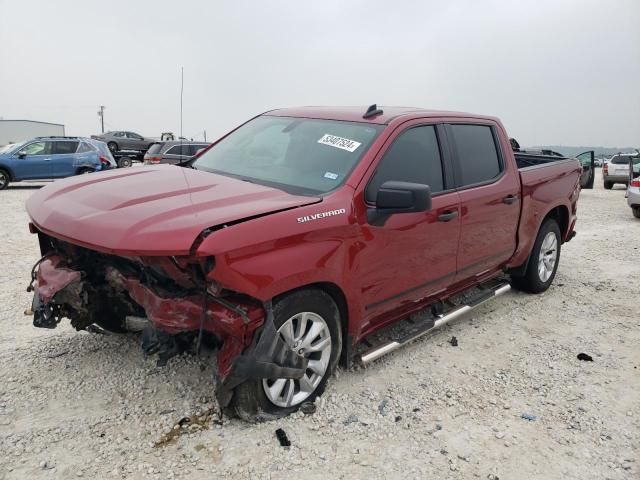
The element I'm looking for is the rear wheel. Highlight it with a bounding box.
[0,169,9,190]
[230,289,342,422]
[511,218,561,294]
[118,157,133,168]
[77,167,95,175]
[632,207,640,219]
[604,181,613,190]
[107,142,118,153]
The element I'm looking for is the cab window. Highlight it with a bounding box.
[365,125,444,203]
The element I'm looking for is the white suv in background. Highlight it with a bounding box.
[603,153,639,189]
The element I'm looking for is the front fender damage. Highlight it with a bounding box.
[29,251,307,409]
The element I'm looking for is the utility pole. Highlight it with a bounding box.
[97,106,105,133]
[179,67,184,141]
[203,130,206,141]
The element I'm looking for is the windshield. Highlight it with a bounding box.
[193,116,383,194]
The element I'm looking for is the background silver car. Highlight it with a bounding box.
[91,131,156,153]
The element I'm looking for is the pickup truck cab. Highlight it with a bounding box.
[26,106,584,420]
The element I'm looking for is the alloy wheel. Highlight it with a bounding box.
[262,312,332,408]
[538,231,558,282]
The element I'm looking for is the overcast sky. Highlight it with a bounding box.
[0,0,638,147]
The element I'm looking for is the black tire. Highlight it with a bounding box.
[118,157,133,168]
[511,218,561,294]
[107,142,118,153]
[77,167,95,175]
[604,181,613,190]
[0,168,9,190]
[230,289,342,422]
[633,207,640,219]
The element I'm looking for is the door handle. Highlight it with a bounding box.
[502,194,518,205]
[437,210,458,222]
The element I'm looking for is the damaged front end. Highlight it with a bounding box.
[27,232,306,408]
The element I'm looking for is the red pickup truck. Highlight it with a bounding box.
[26,106,588,421]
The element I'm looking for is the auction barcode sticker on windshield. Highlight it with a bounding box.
[317,134,361,153]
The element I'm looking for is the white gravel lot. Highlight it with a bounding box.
[0,170,638,480]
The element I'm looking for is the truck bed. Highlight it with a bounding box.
[514,152,569,169]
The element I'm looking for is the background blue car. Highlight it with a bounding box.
[0,136,116,190]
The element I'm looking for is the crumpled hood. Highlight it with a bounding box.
[26,165,320,255]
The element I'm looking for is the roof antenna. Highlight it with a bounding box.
[363,104,383,119]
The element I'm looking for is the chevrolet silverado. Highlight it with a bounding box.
[25,105,587,421]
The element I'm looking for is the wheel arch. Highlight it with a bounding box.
[0,164,15,181]
[273,281,351,367]
[509,204,568,277]
[544,204,569,241]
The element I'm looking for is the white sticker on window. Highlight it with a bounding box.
[324,171,339,180]
[317,134,361,153]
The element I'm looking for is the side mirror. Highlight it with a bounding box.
[18,152,27,159]
[367,180,432,226]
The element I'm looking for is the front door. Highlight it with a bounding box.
[13,141,53,180]
[576,150,595,189]
[446,123,520,282]
[356,123,460,333]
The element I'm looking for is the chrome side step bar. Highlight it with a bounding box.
[358,282,511,366]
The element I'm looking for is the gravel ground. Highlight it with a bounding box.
[1,171,638,480]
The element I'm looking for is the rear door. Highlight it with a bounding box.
[50,140,80,178]
[446,123,520,282]
[576,150,595,189]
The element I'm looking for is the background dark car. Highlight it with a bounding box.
[91,131,156,153]
[143,141,210,166]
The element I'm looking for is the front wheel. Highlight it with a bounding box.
[511,218,561,294]
[604,181,613,190]
[633,206,640,219]
[230,289,342,422]
[0,169,9,190]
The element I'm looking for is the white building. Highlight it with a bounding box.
[0,120,65,147]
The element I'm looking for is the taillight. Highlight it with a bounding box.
[631,178,640,187]
[603,164,608,175]
[99,156,110,165]
[147,156,162,164]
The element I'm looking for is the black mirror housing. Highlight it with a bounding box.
[18,153,27,159]
[368,181,432,225]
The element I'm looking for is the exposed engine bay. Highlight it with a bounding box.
[28,232,307,408]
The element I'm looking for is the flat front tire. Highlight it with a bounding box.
[230,289,342,422]
[512,218,561,294]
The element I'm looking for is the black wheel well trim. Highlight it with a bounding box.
[509,206,566,277]
[0,165,14,181]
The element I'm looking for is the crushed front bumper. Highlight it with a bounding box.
[28,252,307,407]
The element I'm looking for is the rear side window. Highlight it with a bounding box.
[365,125,444,203]
[77,142,95,153]
[147,143,163,154]
[166,145,191,156]
[450,124,502,186]
[53,141,79,154]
